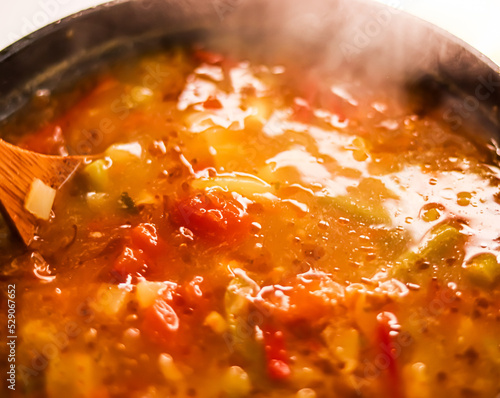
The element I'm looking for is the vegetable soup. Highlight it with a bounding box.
[1,46,500,398]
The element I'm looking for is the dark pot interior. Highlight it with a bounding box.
[0,0,499,142]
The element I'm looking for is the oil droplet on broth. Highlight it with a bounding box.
[457,192,472,207]
[440,188,455,200]
[419,203,445,222]
[421,207,441,222]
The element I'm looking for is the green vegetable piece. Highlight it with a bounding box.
[392,224,465,279]
[318,195,391,225]
[84,159,109,192]
[414,224,464,263]
[223,270,265,378]
[224,270,259,335]
[465,253,500,288]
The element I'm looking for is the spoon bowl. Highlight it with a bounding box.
[0,139,84,245]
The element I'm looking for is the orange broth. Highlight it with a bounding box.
[1,47,500,398]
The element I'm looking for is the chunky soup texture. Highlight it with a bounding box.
[1,47,500,398]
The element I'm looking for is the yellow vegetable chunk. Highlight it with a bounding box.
[204,311,228,334]
[222,366,252,397]
[90,284,129,317]
[158,353,184,382]
[46,353,100,398]
[24,178,56,220]
[465,253,500,287]
[192,173,274,198]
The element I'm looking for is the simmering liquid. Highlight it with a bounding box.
[1,47,500,398]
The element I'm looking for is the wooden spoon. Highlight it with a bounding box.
[0,139,85,245]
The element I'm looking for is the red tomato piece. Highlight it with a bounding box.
[292,97,314,124]
[129,224,172,277]
[19,125,67,155]
[263,327,291,381]
[295,73,347,121]
[113,246,148,281]
[193,49,224,65]
[257,275,342,324]
[142,298,180,344]
[268,359,291,381]
[131,223,159,255]
[377,312,403,398]
[171,191,251,244]
[203,97,223,109]
[184,276,204,301]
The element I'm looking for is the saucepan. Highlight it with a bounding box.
[1,0,499,397]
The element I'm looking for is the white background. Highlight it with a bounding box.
[1,0,500,65]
